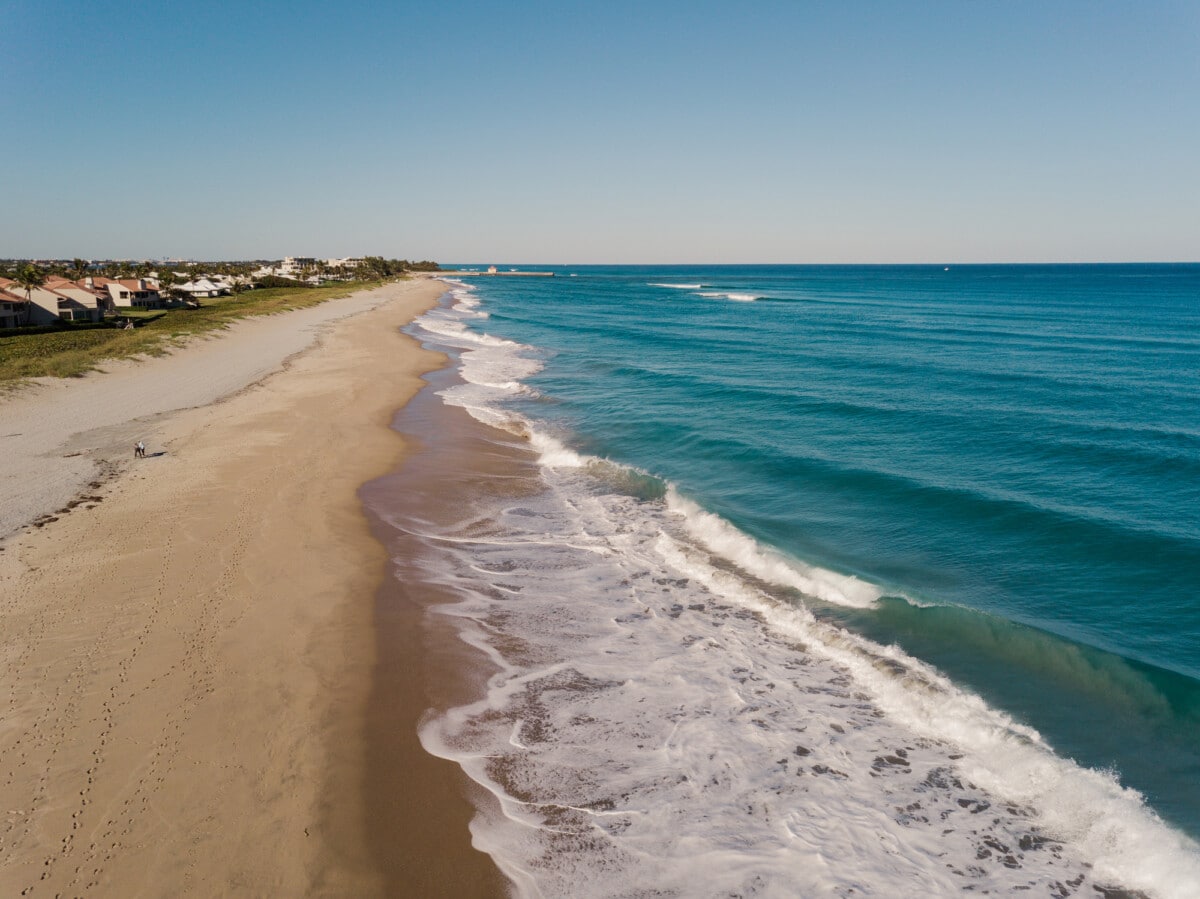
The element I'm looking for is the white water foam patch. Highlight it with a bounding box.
[417,316,522,351]
[648,282,704,289]
[666,487,881,609]
[404,465,1187,899]
[697,291,761,302]
[527,430,587,469]
[436,277,491,318]
[412,296,547,429]
[654,532,1200,899]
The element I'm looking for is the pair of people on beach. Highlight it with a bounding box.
[134,441,146,459]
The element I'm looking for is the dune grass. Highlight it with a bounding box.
[0,281,388,384]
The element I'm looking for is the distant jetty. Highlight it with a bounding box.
[441,269,555,277]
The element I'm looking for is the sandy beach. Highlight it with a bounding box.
[0,278,506,896]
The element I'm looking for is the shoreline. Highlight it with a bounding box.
[359,350,532,897]
[0,278,506,895]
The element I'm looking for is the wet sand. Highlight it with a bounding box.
[0,278,507,896]
[360,347,544,896]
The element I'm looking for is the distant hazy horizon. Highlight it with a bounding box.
[6,0,1197,263]
[9,258,1200,267]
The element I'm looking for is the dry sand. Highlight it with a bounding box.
[0,284,424,541]
[0,279,506,896]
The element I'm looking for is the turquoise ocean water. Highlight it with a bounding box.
[403,265,1200,896]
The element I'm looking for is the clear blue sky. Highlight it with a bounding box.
[4,0,1198,263]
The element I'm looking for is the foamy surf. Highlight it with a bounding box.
[653,531,1200,897]
[408,455,1198,898]
[666,487,880,608]
[403,277,1200,898]
[697,290,761,302]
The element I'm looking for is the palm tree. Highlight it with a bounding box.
[156,270,177,306]
[72,258,89,283]
[13,263,46,326]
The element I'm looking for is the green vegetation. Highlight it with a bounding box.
[253,274,316,289]
[0,258,266,281]
[0,257,441,281]
[359,256,441,277]
[0,280,391,384]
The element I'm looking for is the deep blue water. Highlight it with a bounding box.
[440,263,1200,837]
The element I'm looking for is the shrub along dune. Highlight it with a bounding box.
[0,281,387,383]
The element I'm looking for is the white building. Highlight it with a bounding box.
[279,257,317,276]
[173,278,233,299]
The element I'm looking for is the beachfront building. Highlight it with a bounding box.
[173,278,233,299]
[279,257,316,277]
[89,277,164,309]
[249,257,364,282]
[0,287,28,328]
[325,257,362,270]
[0,277,104,324]
[45,277,111,315]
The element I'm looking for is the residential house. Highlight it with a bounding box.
[0,286,28,329]
[89,277,163,309]
[0,277,102,325]
[45,277,110,315]
[174,278,233,300]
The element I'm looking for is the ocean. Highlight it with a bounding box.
[383,264,1200,897]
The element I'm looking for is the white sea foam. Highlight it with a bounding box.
[648,282,704,289]
[408,463,1200,898]
[666,487,880,608]
[698,290,761,302]
[528,430,587,468]
[653,532,1200,898]
[405,280,1200,898]
[412,288,544,429]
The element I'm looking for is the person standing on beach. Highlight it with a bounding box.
[135,441,145,459]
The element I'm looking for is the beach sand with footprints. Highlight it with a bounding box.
[0,277,505,896]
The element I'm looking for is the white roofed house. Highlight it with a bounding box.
[173,278,232,300]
